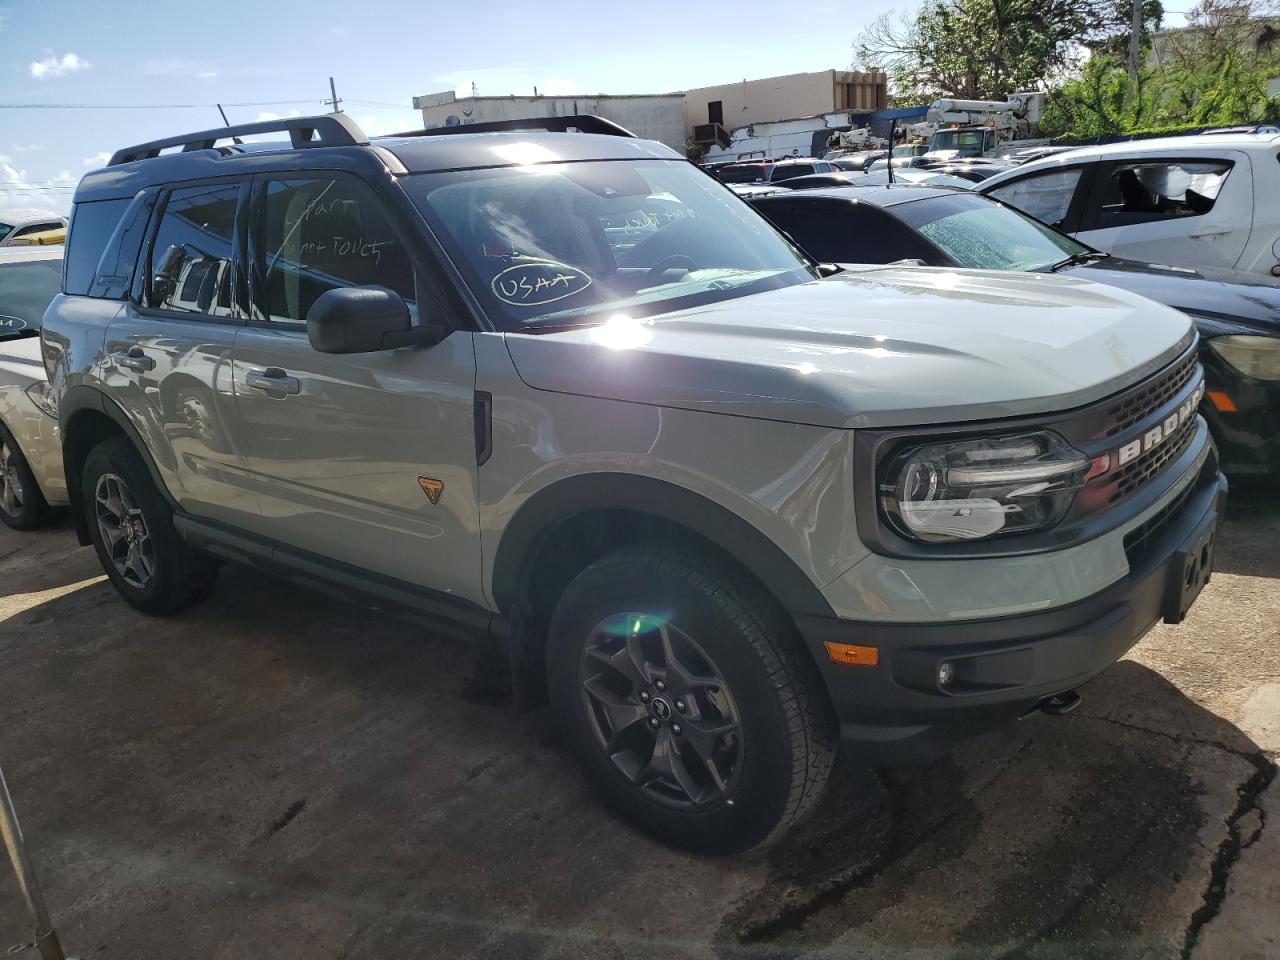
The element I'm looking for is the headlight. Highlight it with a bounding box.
[880,431,1090,543]
[24,381,58,420]
[1208,335,1280,380]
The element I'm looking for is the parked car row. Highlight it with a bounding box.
[0,113,1251,854]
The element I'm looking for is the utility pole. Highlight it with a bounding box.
[325,76,343,113]
[0,762,67,960]
[1127,0,1143,107]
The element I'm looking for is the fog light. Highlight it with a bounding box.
[938,661,955,687]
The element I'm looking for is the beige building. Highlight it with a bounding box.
[413,91,687,151]
[684,70,887,141]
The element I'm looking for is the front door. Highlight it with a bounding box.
[230,173,483,603]
[1078,154,1252,270]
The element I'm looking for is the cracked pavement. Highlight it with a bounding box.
[0,492,1276,959]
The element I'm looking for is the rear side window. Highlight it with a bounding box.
[1092,160,1231,227]
[148,183,241,316]
[64,198,129,295]
[986,168,1083,227]
[0,257,63,338]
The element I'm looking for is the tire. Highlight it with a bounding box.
[0,420,52,530]
[546,543,836,854]
[81,436,217,614]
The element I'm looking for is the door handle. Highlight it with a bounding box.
[245,367,301,396]
[1189,229,1231,239]
[113,348,155,373]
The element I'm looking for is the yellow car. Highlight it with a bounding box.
[6,227,65,246]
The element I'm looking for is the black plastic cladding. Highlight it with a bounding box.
[854,341,1209,560]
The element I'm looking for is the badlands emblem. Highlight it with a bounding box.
[1111,381,1204,469]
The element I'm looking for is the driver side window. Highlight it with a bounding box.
[253,176,417,327]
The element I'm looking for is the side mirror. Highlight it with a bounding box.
[306,286,445,354]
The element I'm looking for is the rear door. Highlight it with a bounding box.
[1075,153,1250,269]
[229,172,482,601]
[100,178,259,526]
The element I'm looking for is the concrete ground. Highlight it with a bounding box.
[0,492,1276,959]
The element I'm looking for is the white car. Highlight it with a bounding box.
[0,207,67,248]
[0,246,66,528]
[977,132,1280,277]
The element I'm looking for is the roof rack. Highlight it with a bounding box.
[383,114,637,140]
[108,114,369,166]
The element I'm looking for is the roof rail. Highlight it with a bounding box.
[383,114,638,140]
[108,113,369,166]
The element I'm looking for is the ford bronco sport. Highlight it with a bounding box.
[41,114,1226,853]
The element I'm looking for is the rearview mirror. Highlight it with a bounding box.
[306,286,445,354]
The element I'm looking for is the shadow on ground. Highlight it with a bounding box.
[0,519,1272,959]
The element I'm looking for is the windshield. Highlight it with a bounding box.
[892,192,1089,270]
[406,159,813,331]
[0,254,62,339]
[931,130,988,155]
[0,222,12,243]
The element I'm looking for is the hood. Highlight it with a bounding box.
[1068,258,1280,334]
[504,268,1195,429]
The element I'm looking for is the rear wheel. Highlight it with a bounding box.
[82,437,217,614]
[547,543,836,853]
[0,422,52,530]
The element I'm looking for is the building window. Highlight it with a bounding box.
[708,101,723,126]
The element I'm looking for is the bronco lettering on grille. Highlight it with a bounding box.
[1114,381,1204,468]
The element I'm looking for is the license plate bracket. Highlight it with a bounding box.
[1162,510,1218,624]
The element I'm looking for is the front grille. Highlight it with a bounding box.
[1123,473,1197,565]
[1105,350,1198,437]
[1109,414,1199,502]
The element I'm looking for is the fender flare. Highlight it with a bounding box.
[60,384,177,544]
[489,472,836,619]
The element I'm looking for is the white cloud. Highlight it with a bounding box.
[0,162,76,210]
[256,109,302,123]
[82,151,111,167]
[197,71,217,81]
[141,58,219,80]
[0,154,8,165]
[30,51,90,79]
[11,144,42,153]
[329,24,348,36]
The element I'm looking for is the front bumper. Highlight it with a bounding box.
[794,456,1227,765]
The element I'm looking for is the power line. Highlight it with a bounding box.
[0,99,321,110]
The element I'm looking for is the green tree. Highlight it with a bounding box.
[855,0,1160,103]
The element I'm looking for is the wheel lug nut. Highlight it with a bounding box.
[672,724,682,735]
[639,691,650,701]
[675,699,686,712]
[648,717,660,729]
[655,680,666,691]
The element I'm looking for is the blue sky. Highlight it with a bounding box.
[2,0,1189,213]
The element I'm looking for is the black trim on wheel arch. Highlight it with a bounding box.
[59,384,179,546]
[490,473,837,619]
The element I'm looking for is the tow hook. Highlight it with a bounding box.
[1038,690,1081,716]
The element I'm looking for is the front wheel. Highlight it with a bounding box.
[547,544,836,853]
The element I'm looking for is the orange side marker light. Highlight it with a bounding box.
[1206,390,1237,413]
[823,641,879,667]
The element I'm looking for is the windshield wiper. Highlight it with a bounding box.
[1049,251,1110,273]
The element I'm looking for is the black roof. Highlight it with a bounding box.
[75,114,682,203]
[752,183,971,207]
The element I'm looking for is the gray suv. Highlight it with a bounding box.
[41,114,1226,853]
